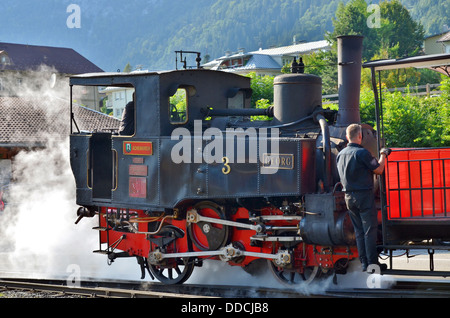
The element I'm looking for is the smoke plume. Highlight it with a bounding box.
[0,66,126,280]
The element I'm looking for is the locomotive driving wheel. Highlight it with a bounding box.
[187,201,230,251]
[268,261,321,285]
[147,225,195,285]
[268,241,323,285]
[148,257,195,285]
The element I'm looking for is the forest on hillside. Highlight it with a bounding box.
[118,0,450,71]
[0,0,447,71]
[249,0,450,147]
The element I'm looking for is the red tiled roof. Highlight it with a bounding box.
[0,97,119,146]
[0,42,103,74]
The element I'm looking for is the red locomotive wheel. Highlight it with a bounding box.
[268,261,322,285]
[147,225,195,284]
[187,201,229,251]
[148,257,195,285]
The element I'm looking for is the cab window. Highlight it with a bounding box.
[169,88,187,124]
[228,90,245,109]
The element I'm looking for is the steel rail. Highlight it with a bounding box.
[0,279,212,298]
[2,277,450,298]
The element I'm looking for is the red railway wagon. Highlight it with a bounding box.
[364,54,450,276]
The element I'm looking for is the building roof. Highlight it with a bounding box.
[438,31,450,43]
[203,40,331,72]
[252,40,330,56]
[0,42,103,74]
[221,54,280,73]
[245,54,281,69]
[0,97,119,147]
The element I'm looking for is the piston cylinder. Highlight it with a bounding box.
[299,193,355,246]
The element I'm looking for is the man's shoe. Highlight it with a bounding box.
[362,263,368,272]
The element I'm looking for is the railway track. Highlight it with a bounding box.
[0,277,303,298]
[0,278,214,298]
[1,277,450,298]
[326,280,450,298]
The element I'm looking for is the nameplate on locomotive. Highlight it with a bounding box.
[262,153,294,169]
[123,141,153,156]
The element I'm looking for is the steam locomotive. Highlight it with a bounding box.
[69,35,450,285]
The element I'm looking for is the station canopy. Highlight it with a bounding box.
[363,53,450,77]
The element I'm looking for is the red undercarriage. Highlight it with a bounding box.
[98,205,358,283]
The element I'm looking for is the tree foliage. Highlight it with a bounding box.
[401,0,450,35]
[302,0,448,147]
[326,0,378,60]
[246,72,274,107]
[359,78,450,147]
[377,0,425,58]
[327,0,425,61]
[1,0,447,72]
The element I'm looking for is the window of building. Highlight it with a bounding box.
[0,53,11,65]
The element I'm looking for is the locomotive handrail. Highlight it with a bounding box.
[201,106,274,118]
[316,113,332,192]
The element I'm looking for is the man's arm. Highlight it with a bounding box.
[373,148,391,175]
[373,153,386,175]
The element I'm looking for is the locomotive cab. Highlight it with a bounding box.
[69,69,319,213]
[69,70,256,210]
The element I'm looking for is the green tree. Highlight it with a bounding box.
[326,0,378,61]
[246,72,274,107]
[123,63,132,73]
[378,0,425,58]
[359,77,450,147]
[302,50,338,95]
[327,0,425,61]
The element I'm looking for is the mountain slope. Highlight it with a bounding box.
[0,0,446,71]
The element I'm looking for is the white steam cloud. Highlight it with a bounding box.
[0,66,129,280]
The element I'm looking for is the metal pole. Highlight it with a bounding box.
[371,67,388,246]
[70,85,73,134]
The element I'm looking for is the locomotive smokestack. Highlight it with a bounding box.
[335,35,363,127]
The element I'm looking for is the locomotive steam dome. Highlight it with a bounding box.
[273,73,322,125]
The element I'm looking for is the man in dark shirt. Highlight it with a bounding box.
[336,124,390,271]
[118,97,135,136]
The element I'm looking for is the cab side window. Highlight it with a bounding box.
[227,90,245,109]
[169,88,187,124]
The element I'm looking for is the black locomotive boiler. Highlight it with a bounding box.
[69,35,450,285]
